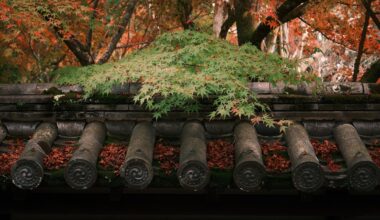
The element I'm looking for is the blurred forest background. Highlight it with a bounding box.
[0,0,379,83]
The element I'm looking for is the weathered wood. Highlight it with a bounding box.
[285,124,324,192]
[0,123,7,143]
[334,124,379,191]
[120,122,155,189]
[64,122,106,190]
[11,122,58,189]
[177,121,210,191]
[233,122,266,192]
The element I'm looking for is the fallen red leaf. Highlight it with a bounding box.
[43,145,76,170]
[154,140,180,175]
[0,138,25,175]
[207,139,234,170]
[311,139,341,172]
[261,141,290,172]
[98,143,128,175]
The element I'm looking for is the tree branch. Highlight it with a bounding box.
[116,41,151,49]
[177,0,194,30]
[298,17,355,51]
[213,0,235,38]
[36,5,94,66]
[219,7,235,39]
[361,59,380,82]
[86,0,99,53]
[96,0,139,64]
[353,1,371,82]
[361,0,380,29]
[250,0,309,49]
[235,0,256,45]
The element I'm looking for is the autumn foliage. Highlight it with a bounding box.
[261,141,291,172]
[98,143,128,175]
[311,139,341,172]
[0,138,25,175]
[207,139,234,170]
[153,141,180,175]
[43,145,76,170]
[367,139,380,167]
[0,0,378,83]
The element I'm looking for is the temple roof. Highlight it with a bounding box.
[0,82,379,194]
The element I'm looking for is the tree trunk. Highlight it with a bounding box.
[285,124,324,192]
[85,0,100,53]
[361,59,380,83]
[334,124,378,192]
[177,121,209,191]
[97,0,139,64]
[120,122,155,189]
[278,23,290,57]
[177,0,194,30]
[64,122,106,190]
[233,122,265,192]
[250,0,309,49]
[219,13,236,39]
[262,27,279,53]
[361,0,380,29]
[213,0,235,38]
[38,1,138,66]
[234,0,256,45]
[36,6,95,66]
[11,122,58,190]
[353,5,370,82]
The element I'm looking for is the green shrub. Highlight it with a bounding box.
[54,30,315,121]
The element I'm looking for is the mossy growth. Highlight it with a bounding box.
[53,31,316,121]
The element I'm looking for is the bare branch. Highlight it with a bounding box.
[361,0,380,29]
[213,0,234,38]
[36,5,94,66]
[219,9,235,39]
[299,17,355,51]
[97,0,139,64]
[353,1,371,82]
[177,0,194,30]
[116,41,151,49]
[250,0,310,49]
[86,0,99,52]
